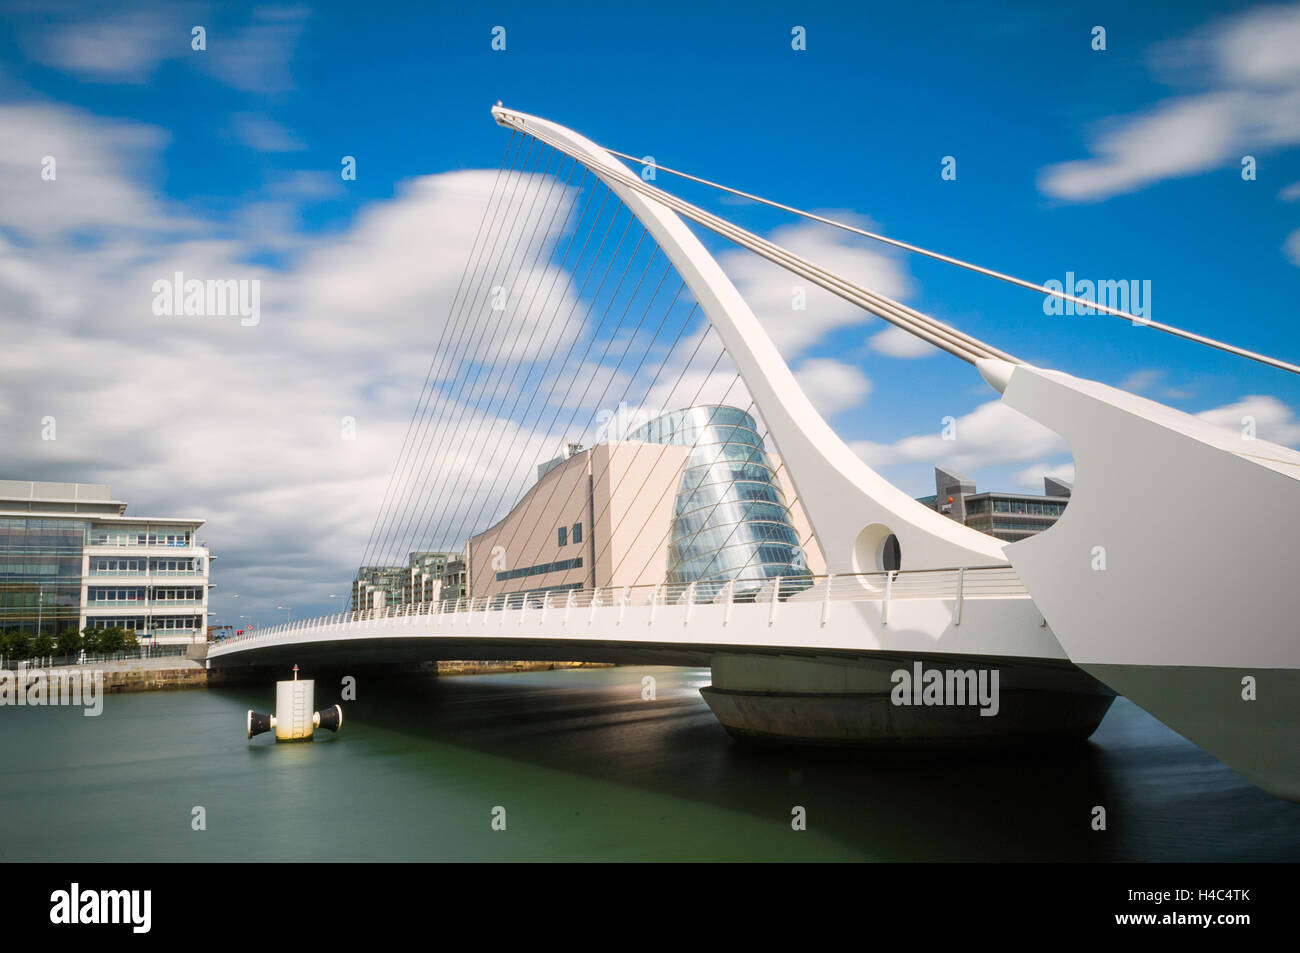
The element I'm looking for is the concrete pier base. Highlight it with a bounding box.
[701,653,1114,747]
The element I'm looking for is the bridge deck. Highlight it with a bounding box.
[208,567,1063,670]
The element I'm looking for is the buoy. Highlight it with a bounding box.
[246,665,343,741]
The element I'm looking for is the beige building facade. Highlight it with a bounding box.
[468,406,824,601]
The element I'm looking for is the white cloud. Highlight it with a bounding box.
[849,389,1300,498]
[643,333,751,420]
[0,103,590,625]
[1286,228,1300,266]
[231,113,305,152]
[280,170,582,364]
[851,399,1068,473]
[1013,461,1075,490]
[0,103,182,241]
[23,4,306,93]
[793,358,871,416]
[1040,93,1243,201]
[1039,4,1300,202]
[1212,3,1300,86]
[1120,369,1162,393]
[198,7,307,93]
[1280,181,1300,201]
[37,9,179,83]
[870,323,936,358]
[719,216,910,358]
[1118,367,1194,400]
[1196,394,1300,446]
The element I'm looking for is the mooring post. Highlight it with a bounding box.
[955,567,965,626]
[883,571,894,626]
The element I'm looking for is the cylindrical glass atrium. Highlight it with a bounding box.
[627,405,811,599]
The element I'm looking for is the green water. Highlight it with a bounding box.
[2,665,1298,861]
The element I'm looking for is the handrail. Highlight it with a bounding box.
[213,565,1028,647]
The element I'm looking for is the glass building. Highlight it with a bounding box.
[628,405,811,598]
[0,481,211,644]
[0,516,87,638]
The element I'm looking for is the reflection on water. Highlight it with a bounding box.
[1,665,1297,861]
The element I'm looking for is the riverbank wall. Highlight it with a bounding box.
[25,656,613,693]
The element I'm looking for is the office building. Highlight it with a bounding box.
[0,480,212,644]
[404,551,460,605]
[919,466,1072,542]
[351,564,407,612]
[352,550,464,611]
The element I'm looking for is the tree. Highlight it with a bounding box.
[80,625,100,654]
[83,625,139,654]
[1,629,32,660]
[55,628,80,657]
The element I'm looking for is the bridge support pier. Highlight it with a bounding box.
[700,653,1114,747]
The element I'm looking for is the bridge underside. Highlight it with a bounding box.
[210,635,714,670]
[207,632,1109,676]
[211,636,1115,747]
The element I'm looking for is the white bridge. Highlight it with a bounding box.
[212,105,1300,802]
[212,566,1047,665]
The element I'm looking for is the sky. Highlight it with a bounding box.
[2,0,1299,628]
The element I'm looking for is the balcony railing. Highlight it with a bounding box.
[86,569,204,577]
[84,601,203,609]
[85,539,196,549]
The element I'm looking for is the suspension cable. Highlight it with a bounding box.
[599,148,1300,377]
[494,113,1011,366]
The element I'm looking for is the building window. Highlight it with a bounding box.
[571,522,582,544]
[495,557,583,582]
[557,526,568,547]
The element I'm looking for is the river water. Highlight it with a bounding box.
[2,665,1297,862]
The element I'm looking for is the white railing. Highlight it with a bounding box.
[85,539,196,549]
[217,565,1027,648]
[87,569,204,577]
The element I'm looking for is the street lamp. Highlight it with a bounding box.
[277,605,291,622]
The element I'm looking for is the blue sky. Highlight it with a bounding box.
[2,1,1298,625]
